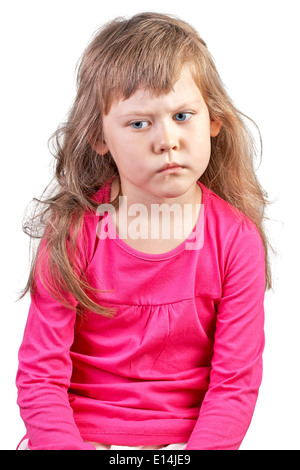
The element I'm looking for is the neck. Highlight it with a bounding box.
[112,178,202,210]
[110,179,202,251]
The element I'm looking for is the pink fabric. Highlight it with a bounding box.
[16,182,265,450]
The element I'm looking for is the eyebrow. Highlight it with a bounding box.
[119,100,203,118]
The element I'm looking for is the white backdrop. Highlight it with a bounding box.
[1,0,299,450]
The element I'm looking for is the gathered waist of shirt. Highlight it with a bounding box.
[69,296,215,445]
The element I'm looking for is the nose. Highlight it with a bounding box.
[153,122,179,154]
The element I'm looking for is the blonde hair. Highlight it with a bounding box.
[21,12,272,316]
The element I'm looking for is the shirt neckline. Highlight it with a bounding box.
[103,181,208,261]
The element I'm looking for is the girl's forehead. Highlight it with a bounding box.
[106,67,204,115]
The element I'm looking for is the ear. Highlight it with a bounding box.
[91,139,109,156]
[210,119,222,137]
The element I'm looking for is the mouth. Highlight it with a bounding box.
[158,162,184,175]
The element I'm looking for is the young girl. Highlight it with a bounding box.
[16,12,271,450]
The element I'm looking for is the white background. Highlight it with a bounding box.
[1,0,299,450]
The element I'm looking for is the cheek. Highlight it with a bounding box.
[110,145,147,178]
[192,125,211,156]
[190,128,211,172]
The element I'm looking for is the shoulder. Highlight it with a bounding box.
[91,179,112,205]
[199,183,265,293]
[79,180,112,264]
[200,182,245,225]
[200,182,260,234]
[199,182,264,261]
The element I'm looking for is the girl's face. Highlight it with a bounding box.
[96,67,221,204]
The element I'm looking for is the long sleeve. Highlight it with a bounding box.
[185,218,265,450]
[16,219,97,450]
[16,273,95,450]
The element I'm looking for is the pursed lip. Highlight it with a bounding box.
[158,162,184,172]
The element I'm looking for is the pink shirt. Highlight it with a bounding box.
[16,182,265,450]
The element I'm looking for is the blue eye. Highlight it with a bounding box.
[174,112,192,122]
[131,121,149,129]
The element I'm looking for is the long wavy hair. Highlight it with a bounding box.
[21,12,272,316]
